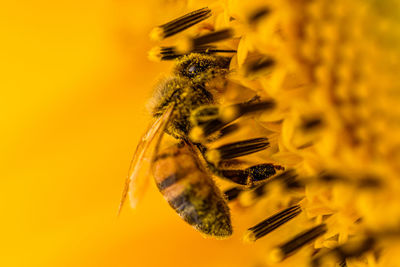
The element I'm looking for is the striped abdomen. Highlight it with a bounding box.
[152,142,232,237]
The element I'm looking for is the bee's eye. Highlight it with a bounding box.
[185,62,204,77]
[175,54,231,78]
[188,64,197,74]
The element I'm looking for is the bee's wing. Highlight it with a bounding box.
[118,105,174,215]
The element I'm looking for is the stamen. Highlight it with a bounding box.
[218,123,239,139]
[240,100,276,113]
[311,237,375,267]
[192,29,234,47]
[176,29,234,53]
[191,105,219,126]
[318,173,345,183]
[198,120,227,139]
[270,224,327,262]
[224,187,242,201]
[205,149,221,165]
[358,176,381,188]
[248,7,271,24]
[246,169,297,200]
[246,57,275,75]
[244,205,302,242]
[150,7,212,40]
[317,173,382,189]
[253,184,267,197]
[201,101,275,137]
[148,46,181,61]
[302,117,323,131]
[220,105,240,122]
[269,169,302,189]
[206,137,269,164]
[189,126,205,142]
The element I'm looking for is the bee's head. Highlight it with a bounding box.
[174,53,231,82]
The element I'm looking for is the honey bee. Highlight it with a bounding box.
[119,7,284,238]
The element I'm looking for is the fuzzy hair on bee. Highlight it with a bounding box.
[119,7,289,239]
[150,53,231,138]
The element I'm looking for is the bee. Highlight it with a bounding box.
[118,7,284,238]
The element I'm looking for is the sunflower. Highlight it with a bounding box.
[140,0,400,266]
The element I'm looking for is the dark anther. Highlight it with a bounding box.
[273,224,327,261]
[224,187,242,201]
[192,29,234,47]
[152,7,212,40]
[248,7,271,24]
[246,57,275,74]
[245,205,302,242]
[302,118,323,131]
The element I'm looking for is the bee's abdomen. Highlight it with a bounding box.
[153,143,232,237]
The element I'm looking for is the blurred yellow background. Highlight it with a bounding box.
[1,1,256,266]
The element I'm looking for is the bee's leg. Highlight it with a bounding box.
[222,169,300,201]
[210,162,284,187]
[194,138,283,187]
[190,99,281,185]
[189,100,275,142]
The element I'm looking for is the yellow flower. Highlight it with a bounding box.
[151,0,400,266]
[137,0,400,266]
